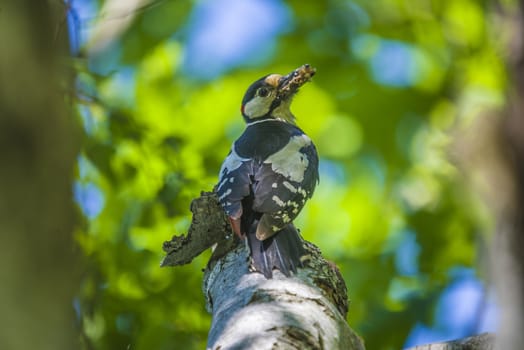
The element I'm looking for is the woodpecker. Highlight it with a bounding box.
[216,64,319,278]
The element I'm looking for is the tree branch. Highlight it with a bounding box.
[404,333,495,350]
[161,191,364,349]
[161,191,234,267]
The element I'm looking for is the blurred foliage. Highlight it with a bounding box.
[72,0,512,349]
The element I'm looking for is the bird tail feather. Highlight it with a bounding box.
[247,224,305,278]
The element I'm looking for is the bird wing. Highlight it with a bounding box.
[252,138,319,240]
[216,122,319,241]
[216,147,252,220]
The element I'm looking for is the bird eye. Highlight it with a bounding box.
[257,87,270,97]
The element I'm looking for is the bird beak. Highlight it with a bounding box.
[277,64,316,98]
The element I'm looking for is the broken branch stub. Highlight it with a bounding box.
[160,191,234,267]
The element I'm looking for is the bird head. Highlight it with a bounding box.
[240,64,316,124]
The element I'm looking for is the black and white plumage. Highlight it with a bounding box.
[216,65,319,278]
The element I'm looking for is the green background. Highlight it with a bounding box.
[73,0,508,348]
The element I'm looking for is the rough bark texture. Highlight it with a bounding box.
[161,191,235,267]
[203,244,363,350]
[0,1,80,349]
[162,192,364,349]
[405,333,495,350]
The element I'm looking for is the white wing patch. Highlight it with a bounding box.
[264,134,311,182]
[218,188,232,201]
[282,181,297,193]
[220,147,249,175]
[272,195,286,207]
[217,146,249,192]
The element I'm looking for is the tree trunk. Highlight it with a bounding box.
[0,1,81,349]
[493,0,524,348]
[452,1,524,348]
[162,192,365,349]
[203,246,363,350]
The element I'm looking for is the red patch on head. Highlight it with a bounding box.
[240,104,245,115]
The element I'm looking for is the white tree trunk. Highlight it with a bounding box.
[162,192,364,349]
[203,245,364,350]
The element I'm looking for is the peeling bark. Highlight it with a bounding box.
[161,191,234,267]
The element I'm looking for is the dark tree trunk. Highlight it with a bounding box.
[0,1,81,349]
